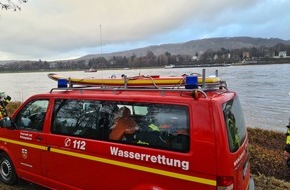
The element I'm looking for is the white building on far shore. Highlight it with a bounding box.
[273,51,290,58]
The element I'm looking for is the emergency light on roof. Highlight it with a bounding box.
[185,75,198,89]
[58,79,68,88]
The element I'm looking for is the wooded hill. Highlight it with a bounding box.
[79,36,290,60]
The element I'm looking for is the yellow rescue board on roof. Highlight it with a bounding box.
[48,73,221,87]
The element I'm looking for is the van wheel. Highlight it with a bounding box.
[0,153,17,185]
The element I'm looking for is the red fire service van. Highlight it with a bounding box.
[0,70,254,190]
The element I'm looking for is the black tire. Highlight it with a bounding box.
[0,153,17,185]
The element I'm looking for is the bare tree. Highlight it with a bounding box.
[0,0,27,11]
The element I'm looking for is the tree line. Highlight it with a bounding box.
[1,43,290,72]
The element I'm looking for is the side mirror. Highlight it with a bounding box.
[0,117,16,129]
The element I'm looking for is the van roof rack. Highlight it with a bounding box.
[49,69,227,98]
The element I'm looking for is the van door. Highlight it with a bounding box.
[45,99,103,189]
[9,99,49,184]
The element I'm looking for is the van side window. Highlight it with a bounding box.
[51,99,190,152]
[223,96,246,152]
[133,104,190,152]
[51,99,102,139]
[14,99,49,131]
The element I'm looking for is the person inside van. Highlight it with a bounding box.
[109,107,139,141]
[136,106,167,147]
[98,104,119,139]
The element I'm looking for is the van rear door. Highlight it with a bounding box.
[216,95,252,190]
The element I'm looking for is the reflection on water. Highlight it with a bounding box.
[1,64,290,131]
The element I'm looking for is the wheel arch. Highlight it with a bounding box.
[0,148,19,185]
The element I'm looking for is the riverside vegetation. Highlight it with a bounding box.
[0,102,289,190]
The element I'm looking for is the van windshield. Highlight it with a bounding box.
[223,96,246,152]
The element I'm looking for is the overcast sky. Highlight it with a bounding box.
[0,0,289,61]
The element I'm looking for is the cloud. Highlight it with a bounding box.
[0,0,289,60]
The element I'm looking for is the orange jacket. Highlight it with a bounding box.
[109,116,137,141]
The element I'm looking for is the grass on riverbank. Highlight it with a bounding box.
[248,127,290,189]
[2,102,290,189]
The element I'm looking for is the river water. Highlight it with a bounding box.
[1,64,290,132]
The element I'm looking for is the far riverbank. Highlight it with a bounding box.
[0,60,289,74]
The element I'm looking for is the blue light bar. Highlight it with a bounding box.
[185,75,198,89]
[58,79,68,88]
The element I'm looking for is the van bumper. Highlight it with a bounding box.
[248,176,255,190]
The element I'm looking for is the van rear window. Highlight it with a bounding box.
[51,99,190,152]
[223,96,246,152]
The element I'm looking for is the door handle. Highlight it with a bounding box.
[35,135,43,141]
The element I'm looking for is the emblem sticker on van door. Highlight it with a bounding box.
[22,148,28,159]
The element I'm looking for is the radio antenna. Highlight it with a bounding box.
[100,24,103,58]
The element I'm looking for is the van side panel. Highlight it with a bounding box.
[191,100,217,175]
[45,137,217,190]
[43,96,217,190]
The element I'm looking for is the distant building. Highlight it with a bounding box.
[191,55,198,61]
[279,51,286,58]
[49,62,57,69]
[273,51,288,58]
[242,52,250,58]
[110,60,117,65]
[222,53,231,59]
